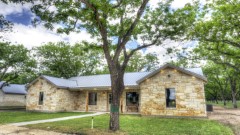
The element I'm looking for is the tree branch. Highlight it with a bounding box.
[204,38,240,48]
[79,0,112,64]
[113,0,149,63]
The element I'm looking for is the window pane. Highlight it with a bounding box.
[166,88,176,108]
[89,92,97,105]
[38,92,44,105]
[126,92,139,106]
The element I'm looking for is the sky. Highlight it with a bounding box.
[0,0,201,65]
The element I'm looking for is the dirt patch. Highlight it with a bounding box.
[208,106,240,135]
[0,125,66,135]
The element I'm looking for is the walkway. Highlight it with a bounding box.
[9,112,106,126]
[208,106,240,135]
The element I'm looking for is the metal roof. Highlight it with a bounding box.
[69,72,150,88]
[29,64,206,89]
[42,75,77,88]
[185,68,204,76]
[0,82,27,95]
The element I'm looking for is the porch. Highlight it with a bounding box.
[71,90,140,113]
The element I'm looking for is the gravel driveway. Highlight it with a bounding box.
[0,125,66,135]
[208,106,240,135]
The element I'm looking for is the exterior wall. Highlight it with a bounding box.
[55,90,79,111]
[140,67,207,117]
[27,78,78,112]
[0,90,26,106]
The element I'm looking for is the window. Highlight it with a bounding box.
[39,92,44,105]
[89,92,97,105]
[126,92,139,106]
[166,88,176,108]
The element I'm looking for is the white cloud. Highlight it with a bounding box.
[0,24,93,49]
[0,2,33,16]
[143,40,192,65]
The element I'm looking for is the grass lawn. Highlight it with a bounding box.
[207,101,240,109]
[0,111,90,124]
[26,114,234,135]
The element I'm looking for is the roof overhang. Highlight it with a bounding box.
[68,85,140,91]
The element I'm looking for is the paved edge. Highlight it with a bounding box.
[9,112,106,126]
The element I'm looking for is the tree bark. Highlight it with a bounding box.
[109,69,124,131]
[230,78,238,108]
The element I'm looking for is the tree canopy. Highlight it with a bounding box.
[0,42,36,85]
[35,42,103,78]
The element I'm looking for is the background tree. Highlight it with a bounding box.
[0,42,36,87]
[35,42,103,78]
[178,0,240,108]
[124,52,159,72]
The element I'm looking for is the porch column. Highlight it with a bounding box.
[86,91,88,112]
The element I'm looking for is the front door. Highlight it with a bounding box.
[126,92,139,112]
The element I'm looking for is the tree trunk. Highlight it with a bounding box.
[223,99,226,106]
[230,78,238,108]
[109,70,124,131]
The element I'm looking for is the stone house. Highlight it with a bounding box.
[26,64,207,117]
[0,82,27,107]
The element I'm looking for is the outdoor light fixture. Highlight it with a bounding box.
[168,74,171,78]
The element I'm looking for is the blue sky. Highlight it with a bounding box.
[6,9,32,25]
[0,0,202,65]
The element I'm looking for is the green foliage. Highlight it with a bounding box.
[35,42,103,78]
[0,42,36,83]
[191,0,240,70]
[124,52,159,72]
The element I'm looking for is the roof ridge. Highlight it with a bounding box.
[69,71,151,78]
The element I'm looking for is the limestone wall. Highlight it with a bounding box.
[27,78,82,112]
[140,67,207,117]
[0,90,26,106]
[27,78,57,112]
[55,90,79,111]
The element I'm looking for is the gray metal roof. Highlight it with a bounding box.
[69,72,150,88]
[185,68,204,76]
[0,82,27,95]
[32,64,206,89]
[42,75,77,88]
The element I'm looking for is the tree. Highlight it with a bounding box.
[190,0,240,70]
[30,0,196,131]
[183,0,240,108]
[125,52,159,72]
[0,42,36,87]
[203,62,231,105]
[35,42,103,78]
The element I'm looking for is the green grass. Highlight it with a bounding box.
[0,111,90,124]
[207,101,240,109]
[26,114,234,135]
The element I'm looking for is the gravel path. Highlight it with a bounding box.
[0,125,65,135]
[208,106,240,135]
